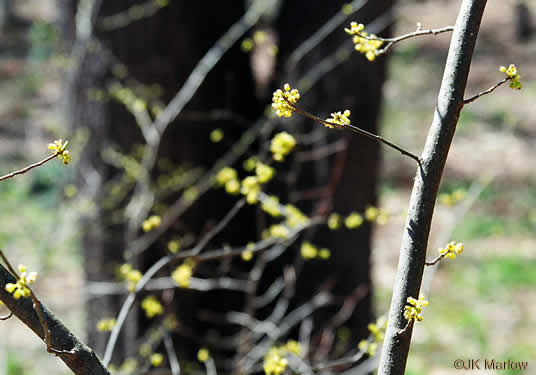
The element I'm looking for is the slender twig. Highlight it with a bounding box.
[463,77,510,104]
[378,1,487,374]
[289,103,421,164]
[424,253,446,266]
[0,153,57,183]
[163,330,181,375]
[355,25,454,56]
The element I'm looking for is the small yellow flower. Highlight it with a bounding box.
[48,139,72,165]
[403,294,428,322]
[172,262,193,288]
[197,348,210,363]
[328,213,340,229]
[268,224,290,239]
[319,248,331,259]
[271,132,296,162]
[345,22,383,61]
[500,64,522,89]
[272,83,300,118]
[256,162,275,184]
[345,212,363,229]
[325,110,351,128]
[4,264,37,300]
[301,242,318,259]
[216,167,237,186]
[261,195,281,217]
[241,176,261,204]
[437,241,464,260]
[264,348,288,375]
[150,353,164,367]
[210,129,224,143]
[285,204,309,228]
[142,215,161,232]
[141,295,164,318]
[167,240,181,253]
[225,178,241,195]
[97,318,116,332]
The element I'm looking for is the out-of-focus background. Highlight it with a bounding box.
[0,0,534,374]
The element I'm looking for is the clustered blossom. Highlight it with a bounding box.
[48,139,72,165]
[358,316,387,356]
[403,294,429,322]
[345,212,364,229]
[438,241,464,259]
[142,215,161,232]
[263,340,302,375]
[345,22,384,61]
[270,132,296,162]
[4,264,38,299]
[97,318,116,332]
[300,241,331,260]
[197,348,210,363]
[172,261,193,288]
[325,110,351,128]
[119,263,142,292]
[216,167,240,195]
[272,83,300,118]
[500,64,522,90]
[141,295,164,318]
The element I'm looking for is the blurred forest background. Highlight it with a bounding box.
[0,0,535,374]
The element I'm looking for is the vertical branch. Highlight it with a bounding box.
[377,1,487,374]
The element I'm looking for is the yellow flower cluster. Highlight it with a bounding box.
[97,318,117,332]
[364,206,389,225]
[141,295,164,318]
[4,264,37,299]
[439,189,466,207]
[438,241,464,259]
[328,213,340,229]
[271,132,296,162]
[241,176,261,204]
[216,167,241,195]
[345,22,384,61]
[263,340,302,375]
[210,129,224,143]
[167,239,181,253]
[150,353,164,367]
[48,139,72,165]
[285,204,308,228]
[241,243,256,261]
[119,264,143,292]
[403,294,429,322]
[261,195,281,217]
[358,317,387,356]
[256,162,275,183]
[345,212,364,229]
[500,64,522,90]
[142,215,161,232]
[172,260,194,288]
[265,224,290,239]
[272,83,300,118]
[300,241,331,260]
[325,110,351,128]
[197,348,210,363]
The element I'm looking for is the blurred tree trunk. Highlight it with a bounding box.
[60,0,393,366]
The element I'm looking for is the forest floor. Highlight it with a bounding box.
[0,1,535,374]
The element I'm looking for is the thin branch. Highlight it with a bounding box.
[289,103,421,164]
[463,77,509,104]
[355,25,454,56]
[0,153,58,183]
[163,330,181,375]
[378,1,487,374]
[424,253,446,266]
